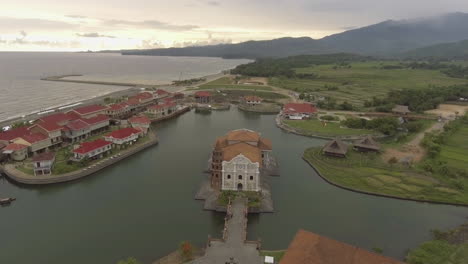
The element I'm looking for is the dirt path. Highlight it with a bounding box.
[383,120,448,163]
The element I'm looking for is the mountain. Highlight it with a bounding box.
[321,12,468,55]
[122,13,468,59]
[403,39,468,59]
[122,37,337,59]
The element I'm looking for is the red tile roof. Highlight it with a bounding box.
[81,115,110,125]
[155,89,170,96]
[283,103,317,115]
[244,96,262,101]
[129,116,151,125]
[280,230,403,264]
[127,98,140,106]
[134,92,153,100]
[35,121,62,132]
[72,104,108,115]
[105,127,141,140]
[108,102,129,111]
[0,127,30,141]
[32,152,55,162]
[66,119,90,131]
[195,91,212,97]
[73,139,112,154]
[39,112,76,124]
[3,143,28,151]
[21,133,48,144]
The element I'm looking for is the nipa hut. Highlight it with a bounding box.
[353,136,380,152]
[322,139,348,158]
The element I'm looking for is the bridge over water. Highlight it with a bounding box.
[191,197,263,264]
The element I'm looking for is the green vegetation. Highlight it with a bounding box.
[406,223,468,264]
[303,115,468,204]
[116,257,141,264]
[341,117,400,136]
[218,191,262,208]
[173,77,206,86]
[260,250,286,262]
[284,119,376,137]
[198,76,273,91]
[179,241,194,262]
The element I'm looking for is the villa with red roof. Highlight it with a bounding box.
[128,116,151,134]
[146,102,177,119]
[154,89,171,99]
[30,121,63,146]
[72,139,112,161]
[242,96,263,106]
[282,103,317,120]
[32,152,56,176]
[106,102,131,119]
[194,91,212,104]
[69,104,109,119]
[2,143,28,161]
[104,127,142,147]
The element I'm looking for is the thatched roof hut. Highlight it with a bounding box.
[354,136,380,152]
[392,105,411,115]
[323,139,348,158]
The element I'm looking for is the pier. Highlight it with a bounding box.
[192,197,262,264]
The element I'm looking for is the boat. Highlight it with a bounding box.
[0,198,16,205]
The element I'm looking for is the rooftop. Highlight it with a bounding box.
[66,119,90,131]
[32,152,55,162]
[129,116,151,124]
[73,104,108,115]
[323,139,348,155]
[244,95,262,101]
[3,143,28,151]
[222,142,262,164]
[21,133,48,144]
[35,121,62,132]
[105,127,141,139]
[0,127,30,141]
[283,103,317,114]
[39,112,76,124]
[354,136,380,151]
[280,230,403,264]
[195,91,212,97]
[226,129,261,142]
[73,139,112,154]
[108,102,129,111]
[81,114,110,125]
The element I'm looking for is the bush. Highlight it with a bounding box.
[320,115,338,121]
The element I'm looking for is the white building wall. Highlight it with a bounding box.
[221,154,260,192]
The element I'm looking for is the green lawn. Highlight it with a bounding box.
[198,77,273,91]
[213,90,288,101]
[439,127,468,170]
[303,147,468,204]
[284,119,376,137]
[270,61,468,106]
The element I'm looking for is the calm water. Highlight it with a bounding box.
[0,53,249,122]
[0,108,466,264]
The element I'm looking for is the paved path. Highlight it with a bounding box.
[191,197,262,264]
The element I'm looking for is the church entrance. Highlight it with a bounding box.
[237,183,243,191]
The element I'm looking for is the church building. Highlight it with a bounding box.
[211,129,272,192]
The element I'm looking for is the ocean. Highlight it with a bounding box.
[0,52,249,122]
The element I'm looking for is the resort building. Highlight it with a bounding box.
[2,143,28,161]
[30,121,63,147]
[63,119,91,142]
[242,96,263,106]
[154,89,171,99]
[19,132,52,155]
[354,136,380,152]
[72,139,112,161]
[280,230,403,264]
[211,129,272,192]
[282,103,317,120]
[392,105,411,115]
[107,102,131,120]
[146,102,177,119]
[69,104,109,119]
[104,127,142,147]
[0,142,6,162]
[32,152,55,176]
[130,92,154,108]
[128,116,151,134]
[195,91,212,104]
[323,139,348,158]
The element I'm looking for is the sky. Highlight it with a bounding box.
[1,0,468,51]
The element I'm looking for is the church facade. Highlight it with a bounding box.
[210,129,272,192]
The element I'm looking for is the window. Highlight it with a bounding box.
[250,176,254,180]
[238,175,242,180]
[227,175,231,179]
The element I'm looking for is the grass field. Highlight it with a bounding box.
[439,127,468,170]
[304,147,468,204]
[212,89,288,102]
[269,61,468,107]
[284,119,376,137]
[198,76,273,91]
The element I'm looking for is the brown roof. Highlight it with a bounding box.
[215,136,229,150]
[32,152,55,162]
[354,136,380,151]
[280,230,404,264]
[222,142,262,164]
[226,129,260,142]
[259,137,272,150]
[323,139,348,155]
[392,105,410,114]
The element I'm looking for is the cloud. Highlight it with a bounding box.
[206,1,221,6]
[101,19,198,31]
[0,31,81,48]
[0,17,79,32]
[76,32,116,38]
[66,15,87,19]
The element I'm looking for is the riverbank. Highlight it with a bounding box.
[303,147,468,206]
[1,132,159,185]
[237,103,281,114]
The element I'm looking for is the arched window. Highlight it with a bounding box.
[227,175,231,179]
[250,176,254,180]
[238,175,242,180]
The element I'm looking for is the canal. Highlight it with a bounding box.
[0,108,466,264]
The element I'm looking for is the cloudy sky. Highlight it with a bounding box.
[1,0,467,51]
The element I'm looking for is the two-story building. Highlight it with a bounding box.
[146,102,177,119]
[107,102,131,120]
[194,91,212,104]
[104,127,142,148]
[211,129,272,192]
[128,116,151,134]
[29,122,63,147]
[2,143,28,161]
[32,152,55,176]
[69,104,109,119]
[72,139,112,161]
[282,103,317,120]
[242,96,263,106]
